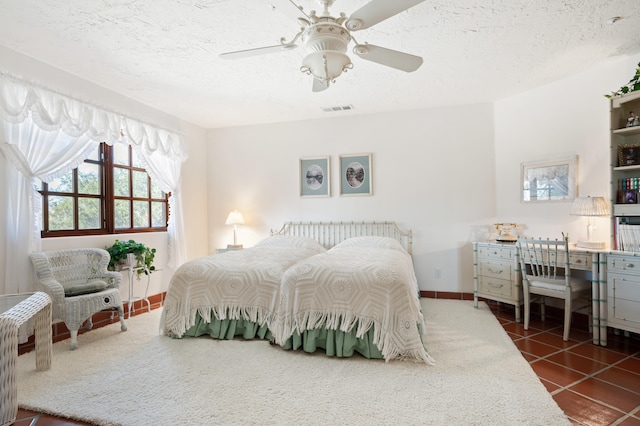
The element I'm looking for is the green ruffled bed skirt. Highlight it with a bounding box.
[282,327,384,359]
[181,312,384,359]
[183,314,272,340]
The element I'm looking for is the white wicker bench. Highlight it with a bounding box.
[0,291,52,426]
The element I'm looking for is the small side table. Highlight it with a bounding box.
[216,246,243,254]
[0,291,52,426]
[122,265,152,317]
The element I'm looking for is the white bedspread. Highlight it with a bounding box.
[162,245,324,337]
[273,245,435,364]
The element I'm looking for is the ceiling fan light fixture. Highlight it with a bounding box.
[301,51,353,87]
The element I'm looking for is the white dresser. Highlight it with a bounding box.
[602,251,640,344]
[473,242,522,322]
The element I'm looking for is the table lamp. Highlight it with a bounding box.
[225,210,245,249]
[569,196,610,249]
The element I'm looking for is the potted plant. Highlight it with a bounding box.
[106,239,156,278]
[605,61,640,98]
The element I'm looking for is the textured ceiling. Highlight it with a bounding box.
[1,0,639,129]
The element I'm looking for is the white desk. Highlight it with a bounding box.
[473,242,602,345]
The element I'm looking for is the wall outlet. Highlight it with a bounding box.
[435,268,442,279]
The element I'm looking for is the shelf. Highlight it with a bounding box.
[612,126,640,136]
[613,164,640,171]
[612,91,640,108]
[614,204,640,216]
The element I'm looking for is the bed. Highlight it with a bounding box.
[162,235,327,340]
[161,221,433,364]
[273,236,433,364]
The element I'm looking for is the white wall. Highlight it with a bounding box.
[0,46,209,297]
[207,105,497,292]
[495,53,640,244]
[3,44,638,297]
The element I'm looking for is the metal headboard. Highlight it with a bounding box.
[271,221,413,254]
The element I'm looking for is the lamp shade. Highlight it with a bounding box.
[569,196,610,217]
[225,210,245,226]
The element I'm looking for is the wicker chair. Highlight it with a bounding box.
[30,248,127,350]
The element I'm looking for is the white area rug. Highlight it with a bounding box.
[16,299,569,426]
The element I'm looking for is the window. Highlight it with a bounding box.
[37,143,169,237]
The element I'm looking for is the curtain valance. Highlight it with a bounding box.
[0,73,187,160]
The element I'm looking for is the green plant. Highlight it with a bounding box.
[605,62,640,98]
[106,239,156,278]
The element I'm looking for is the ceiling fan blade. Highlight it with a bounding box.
[312,79,328,92]
[345,0,426,31]
[353,44,423,72]
[267,0,309,21]
[220,43,297,60]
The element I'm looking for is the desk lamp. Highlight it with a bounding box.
[570,196,609,249]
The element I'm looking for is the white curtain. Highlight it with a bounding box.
[0,73,188,295]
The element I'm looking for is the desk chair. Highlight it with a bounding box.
[516,235,592,341]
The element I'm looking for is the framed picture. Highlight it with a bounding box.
[340,153,372,196]
[300,156,330,197]
[624,190,638,204]
[521,156,577,203]
[618,143,640,167]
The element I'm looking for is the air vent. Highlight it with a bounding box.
[321,105,354,113]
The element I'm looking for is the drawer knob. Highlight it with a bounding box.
[488,282,503,288]
[575,259,582,263]
[487,267,504,274]
[626,263,635,268]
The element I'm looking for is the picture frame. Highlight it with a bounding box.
[618,143,640,167]
[521,156,577,203]
[340,153,372,196]
[624,189,638,204]
[300,156,330,198]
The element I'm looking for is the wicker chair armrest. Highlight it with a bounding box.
[37,279,66,301]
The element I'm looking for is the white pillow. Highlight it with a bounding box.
[331,236,406,252]
[254,236,326,252]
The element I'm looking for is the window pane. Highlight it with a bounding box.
[33,177,43,191]
[133,200,149,228]
[48,171,73,193]
[151,181,164,199]
[86,145,100,161]
[113,167,130,196]
[113,143,130,166]
[151,201,166,227]
[48,196,74,230]
[132,170,149,198]
[114,200,131,229]
[131,147,144,168]
[78,163,100,195]
[78,198,101,229]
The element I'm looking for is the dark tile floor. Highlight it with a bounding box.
[488,301,640,426]
[12,302,640,425]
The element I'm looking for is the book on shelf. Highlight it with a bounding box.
[617,223,640,251]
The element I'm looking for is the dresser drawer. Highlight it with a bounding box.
[607,255,640,275]
[478,260,512,280]
[477,246,513,261]
[568,253,592,270]
[607,272,640,303]
[518,251,592,271]
[478,276,513,298]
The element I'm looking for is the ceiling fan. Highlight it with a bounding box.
[220,0,426,92]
